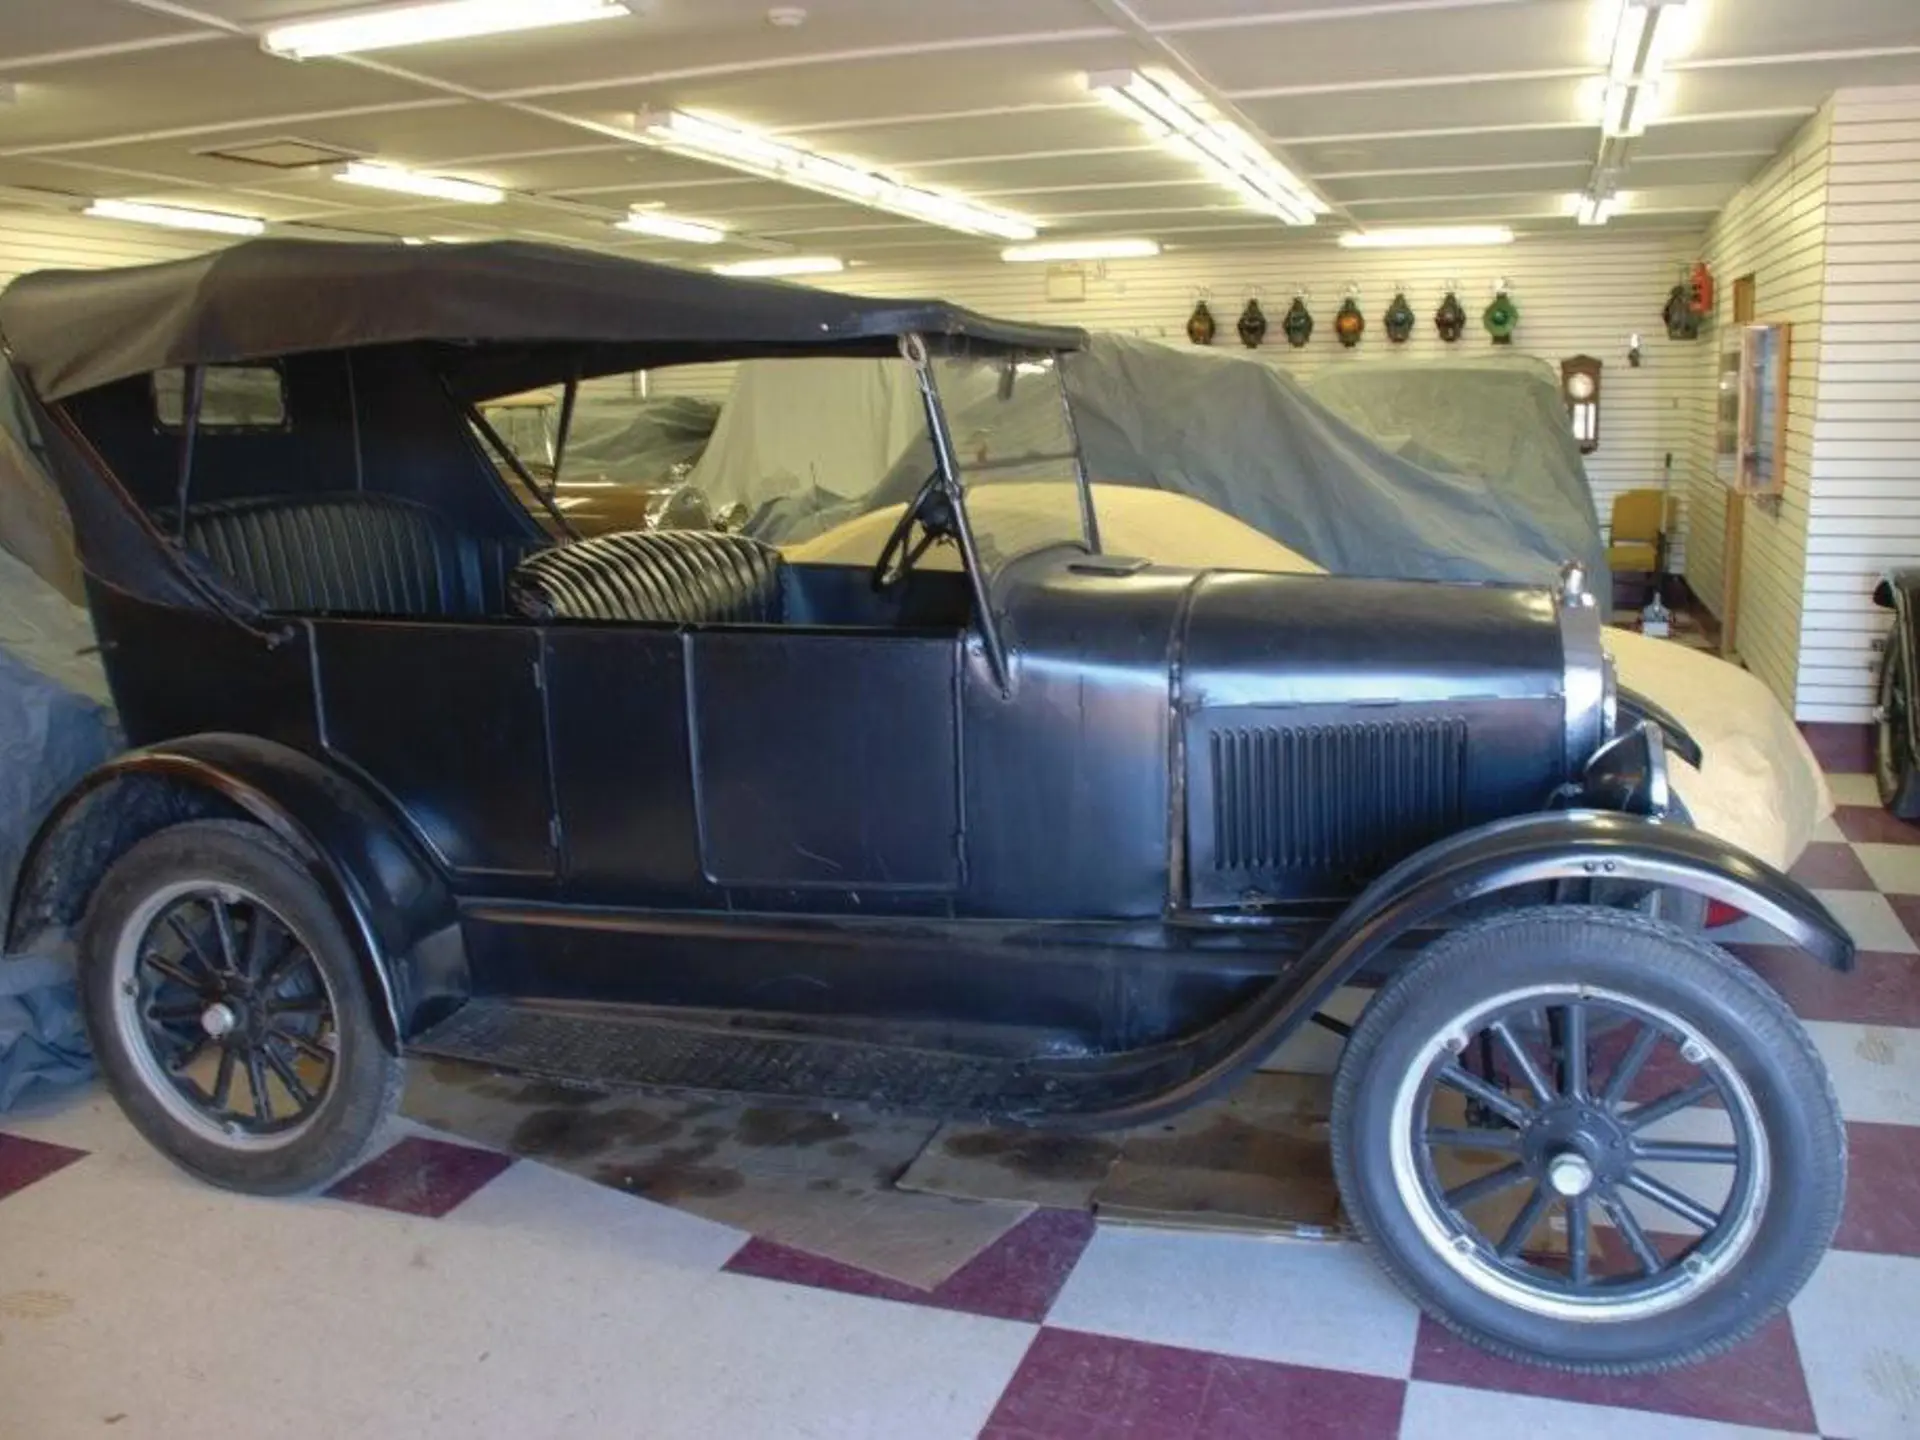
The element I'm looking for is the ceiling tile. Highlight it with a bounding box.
[1322,161,1594,204]
[0,38,438,152]
[1290,126,1598,174]
[1246,74,1595,142]
[0,0,204,58]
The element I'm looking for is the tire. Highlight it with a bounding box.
[1330,905,1844,1373]
[77,819,402,1195]
[1877,633,1920,818]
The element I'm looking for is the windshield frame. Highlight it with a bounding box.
[906,334,1097,690]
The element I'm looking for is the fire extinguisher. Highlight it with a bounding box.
[1689,261,1715,317]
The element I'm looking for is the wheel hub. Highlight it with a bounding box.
[200,1001,238,1039]
[1546,1150,1595,1197]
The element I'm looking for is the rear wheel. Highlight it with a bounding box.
[78,820,402,1195]
[1331,905,1843,1372]
[1877,632,1919,816]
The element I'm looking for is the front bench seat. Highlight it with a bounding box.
[508,529,785,625]
[183,494,527,617]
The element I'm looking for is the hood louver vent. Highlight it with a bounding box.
[1208,717,1468,875]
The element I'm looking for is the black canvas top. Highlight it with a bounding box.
[0,238,1086,402]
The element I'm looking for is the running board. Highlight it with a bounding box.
[408,998,1220,1126]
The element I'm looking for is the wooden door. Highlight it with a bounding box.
[1722,274,1757,657]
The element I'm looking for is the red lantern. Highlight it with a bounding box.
[1689,261,1715,317]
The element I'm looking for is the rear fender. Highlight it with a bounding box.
[6,734,464,1047]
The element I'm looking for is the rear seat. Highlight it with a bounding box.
[508,529,785,625]
[183,494,529,617]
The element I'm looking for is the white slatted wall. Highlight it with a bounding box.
[1798,86,1920,722]
[0,209,215,286]
[1679,108,1832,715]
[655,235,1703,565]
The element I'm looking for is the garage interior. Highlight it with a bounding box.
[1,2,1918,1437]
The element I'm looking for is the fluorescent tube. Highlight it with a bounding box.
[84,199,266,236]
[1001,239,1161,263]
[336,162,503,204]
[616,210,727,243]
[263,0,629,60]
[712,256,845,278]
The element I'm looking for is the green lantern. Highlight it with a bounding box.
[1483,287,1519,345]
[1282,294,1314,348]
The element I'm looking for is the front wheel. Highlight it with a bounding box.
[1331,905,1844,1373]
[78,820,403,1195]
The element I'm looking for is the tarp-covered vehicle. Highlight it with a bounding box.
[0,240,1853,1374]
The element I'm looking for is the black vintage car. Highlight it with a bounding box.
[0,241,1852,1373]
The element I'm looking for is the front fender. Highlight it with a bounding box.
[7,734,465,1046]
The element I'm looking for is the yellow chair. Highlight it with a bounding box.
[1607,488,1672,578]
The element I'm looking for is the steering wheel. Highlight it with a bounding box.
[871,474,953,593]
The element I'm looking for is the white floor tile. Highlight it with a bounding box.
[1791,1249,1920,1440]
[1400,1381,1813,1440]
[1804,1020,1920,1126]
[1811,816,1847,844]
[1827,773,1883,807]
[1047,1228,1419,1378]
[1853,842,1920,896]
[605,1271,1038,1439]
[1809,889,1919,956]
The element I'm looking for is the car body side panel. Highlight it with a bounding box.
[961,558,1195,918]
[313,620,556,880]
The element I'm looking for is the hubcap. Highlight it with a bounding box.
[1388,983,1770,1325]
[1547,1151,1595,1198]
[108,880,339,1152]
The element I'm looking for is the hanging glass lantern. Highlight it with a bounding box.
[1483,287,1518,345]
[1335,293,1366,348]
[1186,298,1217,345]
[1237,298,1268,348]
[1434,290,1467,343]
[1282,293,1314,348]
[1384,290,1416,344]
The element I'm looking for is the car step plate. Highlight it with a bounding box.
[408,999,1147,1121]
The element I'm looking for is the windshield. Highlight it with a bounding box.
[925,352,1092,570]
[468,349,1092,574]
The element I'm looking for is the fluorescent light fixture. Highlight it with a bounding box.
[1601,79,1657,137]
[336,161,503,204]
[1338,226,1515,249]
[634,110,1036,241]
[1001,238,1160,263]
[262,0,629,60]
[84,198,266,236]
[712,255,845,278]
[1085,68,1323,226]
[1607,0,1688,86]
[1575,193,1620,226]
[615,209,726,244]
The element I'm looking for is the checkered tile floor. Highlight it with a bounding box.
[2,724,1916,1439]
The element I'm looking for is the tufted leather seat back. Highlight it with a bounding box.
[183,494,527,617]
[508,529,785,626]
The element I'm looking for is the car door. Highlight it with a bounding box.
[543,624,963,910]
[684,628,963,902]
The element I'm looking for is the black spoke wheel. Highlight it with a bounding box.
[80,820,403,1195]
[114,885,337,1144]
[1877,630,1917,816]
[1331,906,1845,1373]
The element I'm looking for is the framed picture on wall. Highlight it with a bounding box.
[1724,322,1791,496]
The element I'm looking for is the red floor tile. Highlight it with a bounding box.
[1833,805,1920,846]
[1788,842,1876,891]
[1836,1121,1920,1258]
[1800,723,1875,776]
[724,1206,1096,1324]
[0,1132,88,1200]
[983,1328,1405,1440]
[1411,1312,1815,1432]
[1730,945,1920,1028]
[1884,894,1920,951]
[324,1135,514,1218]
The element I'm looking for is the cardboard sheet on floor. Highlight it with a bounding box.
[402,1060,1029,1290]
[897,1073,1348,1238]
